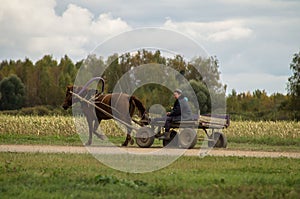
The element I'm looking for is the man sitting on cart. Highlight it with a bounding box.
[156,89,193,140]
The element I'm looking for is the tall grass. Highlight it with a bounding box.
[1,114,300,146]
[0,115,125,137]
[223,121,300,146]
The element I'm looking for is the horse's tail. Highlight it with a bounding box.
[129,96,149,125]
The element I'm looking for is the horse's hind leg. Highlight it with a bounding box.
[122,134,133,147]
[120,100,134,147]
[128,128,134,145]
[122,124,134,147]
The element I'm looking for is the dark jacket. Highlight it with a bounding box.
[169,95,192,121]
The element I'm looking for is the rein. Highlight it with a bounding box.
[77,77,105,96]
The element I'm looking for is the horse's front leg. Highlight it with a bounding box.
[85,117,93,146]
[93,120,106,140]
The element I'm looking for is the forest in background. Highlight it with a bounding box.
[0,50,299,121]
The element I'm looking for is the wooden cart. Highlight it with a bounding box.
[135,114,230,149]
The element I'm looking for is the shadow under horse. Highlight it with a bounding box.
[62,86,149,146]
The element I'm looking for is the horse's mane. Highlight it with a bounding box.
[130,96,146,114]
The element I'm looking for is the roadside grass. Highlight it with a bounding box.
[0,152,299,198]
[226,142,300,152]
[1,115,300,151]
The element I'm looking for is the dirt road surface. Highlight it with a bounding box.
[1,144,300,159]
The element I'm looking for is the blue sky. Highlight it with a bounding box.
[1,0,300,94]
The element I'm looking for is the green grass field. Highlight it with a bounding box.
[1,152,300,199]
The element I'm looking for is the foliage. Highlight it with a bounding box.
[0,153,300,198]
[288,50,300,97]
[103,50,225,112]
[1,51,297,120]
[0,51,225,114]
[226,89,293,120]
[189,56,224,93]
[185,79,211,114]
[0,105,71,116]
[0,75,25,110]
[133,84,173,110]
[287,50,300,120]
[0,55,77,108]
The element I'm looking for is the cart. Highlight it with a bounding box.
[72,77,229,149]
[135,114,230,149]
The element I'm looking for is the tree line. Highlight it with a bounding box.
[0,50,222,113]
[0,49,299,120]
[0,55,79,108]
[226,89,292,120]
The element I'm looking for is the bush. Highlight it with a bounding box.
[0,106,71,116]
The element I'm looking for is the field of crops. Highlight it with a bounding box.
[0,115,124,137]
[224,121,300,139]
[1,114,300,147]
[223,120,300,146]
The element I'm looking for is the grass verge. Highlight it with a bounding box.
[0,152,300,198]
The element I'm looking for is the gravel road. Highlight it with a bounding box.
[1,144,300,159]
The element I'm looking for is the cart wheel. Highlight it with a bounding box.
[179,128,197,149]
[163,130,179,148]
[135,127,155,148]
[208,132,227,148]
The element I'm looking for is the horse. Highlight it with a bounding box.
[62,85,149,146]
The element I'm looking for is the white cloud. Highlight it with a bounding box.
[163,19,253,42]
[208,27,252,42]
[223,73,289,94]
[0,0,131,61]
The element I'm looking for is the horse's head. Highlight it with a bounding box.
[62,86,97,110]
[62,86,74,110]
[62,86,87,110]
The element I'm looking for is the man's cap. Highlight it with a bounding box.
[174,89,182,94]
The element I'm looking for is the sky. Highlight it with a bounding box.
[1,0,300,95]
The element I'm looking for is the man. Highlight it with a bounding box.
[160,89,192,139]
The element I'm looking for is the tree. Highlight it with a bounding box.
[0,75,25,110]
[19,58,36,106]
[287,50,300,120]
[104,53,121,93]
[288,51,300,97]
[35,55,58,105]
[189,56,224,93]
[227,89,240,113]
[185,80,211,114]
[58,55,77,104]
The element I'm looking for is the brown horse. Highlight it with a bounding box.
[62,86,149,146]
